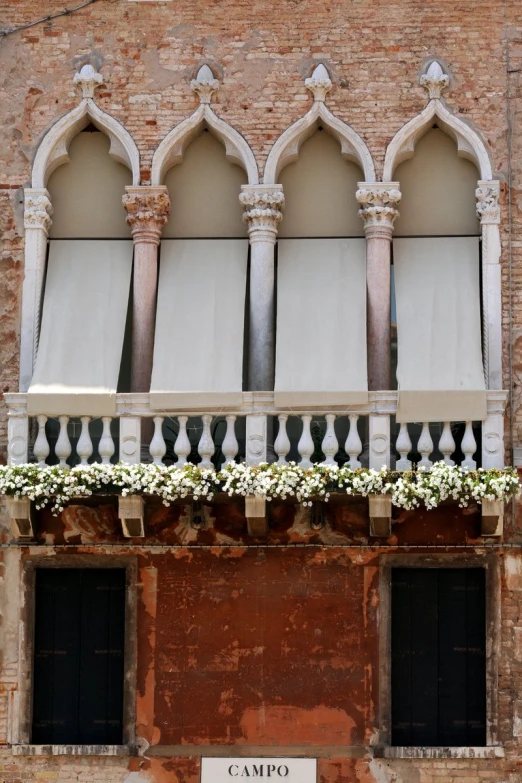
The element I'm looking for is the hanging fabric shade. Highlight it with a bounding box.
[394,237,487,423]
[27,240,133,416]
[150,239,248,408]
[275,238,368,406]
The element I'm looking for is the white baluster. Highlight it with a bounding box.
[395,423,412,471]
[321,414,338,465]
[33,414,50,467]
[55,415,71,467]
[461,421,477,470]
[198,414,215,468]
[149,416,166,465]
[274,414,291,464]
[345,414,362,468]
[174,416,191,467]
[298,415,314,469]
[77,416,93,465]
[222,415,238,467]
[99,416,115,464]
[417,423,433,468]
[439,421,456,466]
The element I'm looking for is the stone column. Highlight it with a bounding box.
[19,189,53,392]
[239,185,284,391]
[356,183,401,391]
[122,186,171,393]
[476,181,502,391]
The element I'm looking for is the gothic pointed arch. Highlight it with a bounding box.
[151,103,259,186]
[263,65,375,184]
[383,98,493,182]
[32,98,140,188]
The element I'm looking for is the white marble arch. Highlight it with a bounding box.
[382,97,492,183]
[32,97,140,188]
[263,81,375,184]
[383,61,502,394]
[151,103,259,186]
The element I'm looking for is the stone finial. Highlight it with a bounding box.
[73,63,103,99]
[122,186,171,245]
[356,184,401,238]
[305,63,332,102]
[476,181,500,225]
[420,60,450,101]
[191,64,220,105]
[240,186,285,242]
[24,189,53,234]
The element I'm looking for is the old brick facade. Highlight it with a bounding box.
[1,0,522,782]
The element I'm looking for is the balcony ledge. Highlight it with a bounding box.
[374,745,505,759]
[11,743,135,756]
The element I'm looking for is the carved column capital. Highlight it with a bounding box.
[122,186,171,245]
[419,61,450,101]
[240,185,285,244]
[24,188,53,234]
[356,183,401,239]
[476,180,500,225]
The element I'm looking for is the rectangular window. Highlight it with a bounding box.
[391,567,486,747]
[32,568,125,745]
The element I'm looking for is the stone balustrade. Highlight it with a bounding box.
[5,391,507,472]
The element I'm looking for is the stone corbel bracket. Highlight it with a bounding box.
[245,495,268,537]
[369,495,392,538]
[118,495,145,538]
[481,499,504,537]
[5,497,35,540]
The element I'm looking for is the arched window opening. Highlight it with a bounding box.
[275,129,367,463]
[163,130,247,238]
[151,129,249,464]
[28,127,134,463]
[392,127,485,465]
[48,128,131,238]
[278,129,363,238]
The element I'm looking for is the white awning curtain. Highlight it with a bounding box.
[150,239,248,409]
[28,240,133,416]
[275,238,368,406]
[394,237,487,423]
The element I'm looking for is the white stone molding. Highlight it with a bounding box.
[32,98,140,188]
[369,414,390,470]
[190,64,220,105]
[305,63,332,103]
[245,414,267,465]
[73,64,104,99]
[151,68,258,185]
[19,189,53,392]
[240,185,285,242]
[382,99,493,182]
[119,417,142,464]
[6,395,29,465]
[263,64,375,184]
[420,60,450,101]
[476,180,502,391]
[356,182,401,239]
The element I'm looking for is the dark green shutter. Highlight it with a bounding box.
[32,569,125,744]
[391,568,486,747]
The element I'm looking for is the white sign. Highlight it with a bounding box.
[201,758,316,783]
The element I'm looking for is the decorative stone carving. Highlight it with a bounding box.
[246,414,267,465]
[191,64,220,105]
[240,186,285,241]
[420,60,450,101]
[369,414,391,470]
[122,186,171,244]
[476,181,500,224]
[24,190,53,233]
[73,64,104,99]
[356,184,401,237]
[305,63,332,103]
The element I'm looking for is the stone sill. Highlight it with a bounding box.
[12,744,134,756]
[375,746,505,759]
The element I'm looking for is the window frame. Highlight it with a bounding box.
[378,553,501,753]
[16,555,137,754]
